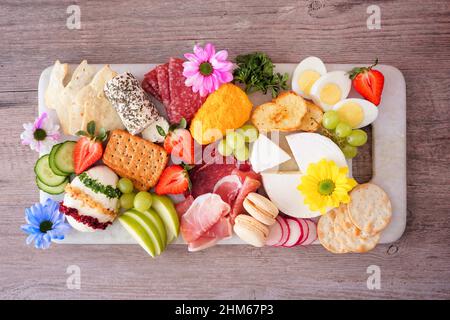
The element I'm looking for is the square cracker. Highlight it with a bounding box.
[102,129,168,191]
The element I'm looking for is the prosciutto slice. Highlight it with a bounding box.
[212,175,243,206]
[175,195,194,219]
[180,193,230,243]
[187,217,232,252]
[230,176,261,223]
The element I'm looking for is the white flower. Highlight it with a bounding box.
[20,112,60,153]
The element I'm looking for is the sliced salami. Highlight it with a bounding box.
[142,68,161,101]
[167,57,205,124]
[156,63,171,107]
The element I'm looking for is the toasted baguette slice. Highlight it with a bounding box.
[251,92,307,132]
[299,100,324,132]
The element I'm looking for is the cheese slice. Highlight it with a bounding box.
[249,134,291,173]
[286,132,347,173]
[261,171,322,218]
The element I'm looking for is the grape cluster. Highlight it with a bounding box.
[322,110,368,159]
[218,124,259,161]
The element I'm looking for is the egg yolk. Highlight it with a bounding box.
[319,83,342,106]
[336,102,364,128]
[298,70,321,95]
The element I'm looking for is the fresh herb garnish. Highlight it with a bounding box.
[78,172,122,199]
[233,52,289,98]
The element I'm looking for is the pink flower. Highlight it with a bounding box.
[20,112,60,153]
[183,43,233,97]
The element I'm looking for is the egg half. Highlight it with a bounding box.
[291,57,327,100]
[310,71,351,111]
[333,98,378,129]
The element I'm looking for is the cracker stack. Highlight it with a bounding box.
[102,130,168,191]
[318,183,392,254]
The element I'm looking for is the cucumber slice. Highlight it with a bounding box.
[36,176,68,195]
[54,141,76,174]
[49,143,67,176]
[34,155,67,186]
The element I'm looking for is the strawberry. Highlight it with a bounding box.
[155,164,192,195]
[349,58,385,106]
[158,118,195,164]
[74,121,108,174]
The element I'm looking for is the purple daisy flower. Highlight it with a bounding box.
[20,112,60,153]
[183,43,234,97]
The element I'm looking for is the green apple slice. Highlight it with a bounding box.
[125,210,164,256]
[143,209,167,249]
[151,194,180,243]
[118,214,156,257]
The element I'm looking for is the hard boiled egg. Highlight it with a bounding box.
[310,71,351,111]
[291,57,327,100]
[333,98,378,128]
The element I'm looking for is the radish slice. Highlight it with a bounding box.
[265,219,283,246]
[275,216,289,246]
[301,219,318,246]
[295,218,309,245]
[282,218,303,247]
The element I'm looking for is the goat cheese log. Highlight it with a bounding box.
[104,72,161,135]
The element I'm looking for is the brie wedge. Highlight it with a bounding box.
[286,132,347,173]
[261,171,322,218]
[250,134,291,173]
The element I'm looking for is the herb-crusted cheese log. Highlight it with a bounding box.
[104,72,161,135]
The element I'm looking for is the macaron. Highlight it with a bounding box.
[243,192,279,226]
[233,214,269,247]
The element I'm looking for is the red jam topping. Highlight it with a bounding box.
[59,202,112,230]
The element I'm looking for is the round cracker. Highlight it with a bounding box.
[317,207,349,254]
[334,205,380,253]
[348,183,392,236]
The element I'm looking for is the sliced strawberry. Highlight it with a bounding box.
[349,59,385,106]
[74,121,107,174]
[160,118,195,164]
[155,165,191,195]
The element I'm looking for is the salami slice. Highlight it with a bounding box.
[142,68,161,101]
[167,57,205,124]
[156,63,171,107]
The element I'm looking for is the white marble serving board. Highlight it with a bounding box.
[38,63,406,245]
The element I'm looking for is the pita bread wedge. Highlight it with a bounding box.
[77,65,125,133]
[64,60,96,135]
[45,61,71,132]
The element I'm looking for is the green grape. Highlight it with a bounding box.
[322,110,340,130]
[347,129,368,147]
[134,191,153,212]
[218,139,233,156]
[225,131,246,150]
[237,124,259,143]
[117,178,134,194]
[335,122,352,138]
[233,145,250,162]
[342,144,358,159]
[120,193,136,210]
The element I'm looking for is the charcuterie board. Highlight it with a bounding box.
[37,62,406,246]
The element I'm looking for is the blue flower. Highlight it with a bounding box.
[21,198,71,249]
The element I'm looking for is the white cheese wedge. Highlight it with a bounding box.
[249,134,291,173]
[261,171,322,218]
[286,132,347,173]
[141,116,169,143]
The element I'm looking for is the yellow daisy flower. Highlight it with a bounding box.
[297,159,357,214]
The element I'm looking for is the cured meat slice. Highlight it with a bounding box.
[142,68,161,101]
[212,175,243,206]
[167,57,205,124]
[156,63,171,107]
[189,163,237,198]
[180,193,230,243]
[175,195,194,219]
[187,217,232,252]
[230,176,261,223]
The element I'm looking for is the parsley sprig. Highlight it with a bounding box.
[233,52,289,98]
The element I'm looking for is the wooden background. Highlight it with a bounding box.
[1,0,449,300]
